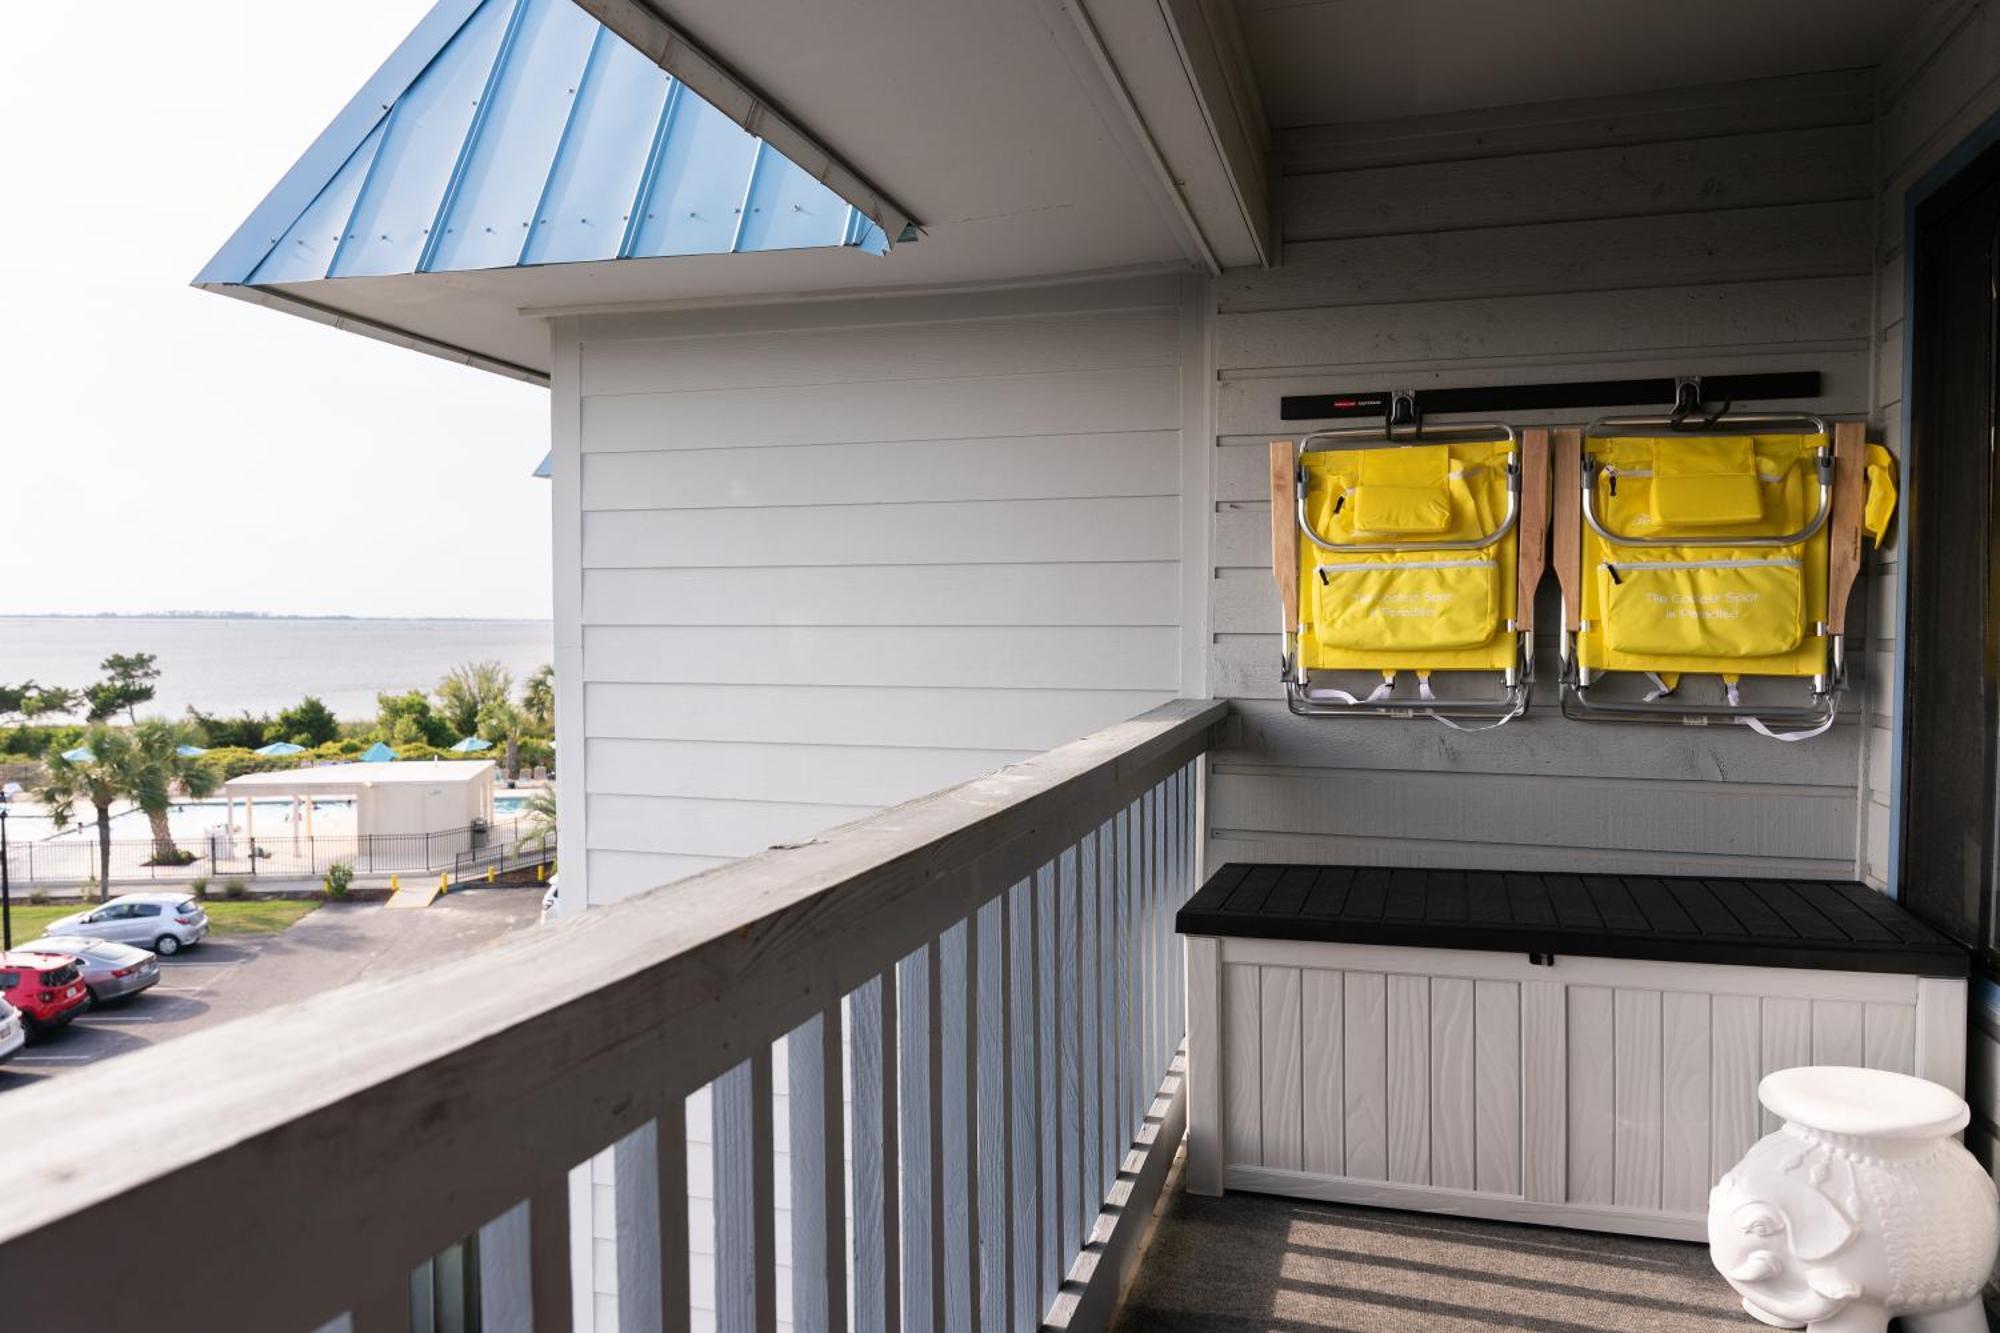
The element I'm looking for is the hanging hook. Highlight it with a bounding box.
[1669,376,1702,424]
[1386,389,1421,440]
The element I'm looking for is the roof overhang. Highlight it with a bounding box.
[197,0,1275,380]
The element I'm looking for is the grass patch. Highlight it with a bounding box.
[0,898,320,944]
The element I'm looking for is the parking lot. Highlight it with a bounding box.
[0,889,538,1085]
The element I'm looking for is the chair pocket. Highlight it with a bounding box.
[1351,484,1451,535]
[1649,438,1763,527]
[1600,557,1803,657]
[1313,557,1498,651]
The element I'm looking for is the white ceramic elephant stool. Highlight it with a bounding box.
[1708,1066,1998,1333]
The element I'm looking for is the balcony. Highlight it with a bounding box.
[0,701,1226,1331]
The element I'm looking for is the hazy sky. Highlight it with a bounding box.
[0,2,552,620]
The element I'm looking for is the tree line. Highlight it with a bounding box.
[1,655,556,895]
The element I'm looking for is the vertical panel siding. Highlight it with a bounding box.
[1206,74,1875,878]
[1217,955,1924,1227]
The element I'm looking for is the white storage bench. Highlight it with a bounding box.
[1179,864,1970,1241]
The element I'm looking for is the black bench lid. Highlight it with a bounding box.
[1176,863,1969,978]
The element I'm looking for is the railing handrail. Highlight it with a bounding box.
[0,698,1224,1329]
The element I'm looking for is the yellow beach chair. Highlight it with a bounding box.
[1553,414,1897,738]
[1269,423,1548,728]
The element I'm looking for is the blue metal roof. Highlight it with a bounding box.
[197,0,888,289]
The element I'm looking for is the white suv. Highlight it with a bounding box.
[0,999,22,1065]
[46,893,209,956]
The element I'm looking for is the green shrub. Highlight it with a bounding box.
[142,848,198,867]
[190,876,209,900]
[27,888,49,906]
[223,877,248,901]
[323,861,354,900]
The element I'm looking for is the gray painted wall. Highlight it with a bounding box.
[555,273,1204,908]
[1206,70,1882,880]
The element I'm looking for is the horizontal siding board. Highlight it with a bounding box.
[575,274,1186,345]
[585,562,1181,627]
[585,625,1181,690]
[585,737,1030,806]
[580,431,1180,510]
[1226,699,1862,786]
[588,792,877,859]
[580,365,1181,452]
[584,496,1180,567]
[579,308,1180,396]
[1207,770,1853,861]
[1283,124,1872,241]
[1279,69,1873,173]
[585,848,734,900]
[585,682,1172,751]
[1879,0,2000,187]
[1220,202,1872,313]
[1216,277,1871,373]
[1205,833,1855,882]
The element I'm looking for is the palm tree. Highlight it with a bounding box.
[130,720,218,862]
[477,698,527,779]
[437,661,514,738]
[39,724,132,897]
[522,663,554,732]
[515,787,556,853]
[38,722,219,891]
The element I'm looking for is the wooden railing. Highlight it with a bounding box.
[0,699,1226,1333]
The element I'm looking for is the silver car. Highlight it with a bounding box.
[45,893,208,956]
[22,936,159,1003]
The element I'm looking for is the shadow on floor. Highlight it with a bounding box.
[1115,1182,1750,1332]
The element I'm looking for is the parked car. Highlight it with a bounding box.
[0,952,89,1037]
[0,999,24,1065]
[21,937,159,1004]
[45,892,208,956]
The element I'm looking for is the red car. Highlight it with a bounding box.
[0,951,89,1038]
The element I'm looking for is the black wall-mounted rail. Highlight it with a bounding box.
[1279,371,1823,423]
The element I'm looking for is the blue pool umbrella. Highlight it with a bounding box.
[59,746,95,763]
[448,737,493,753]
[254,741,306,756]
[175,744,208,757]
[359,742,398,763]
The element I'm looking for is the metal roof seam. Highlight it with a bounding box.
[418,0,533,275]
[201,0,889,288]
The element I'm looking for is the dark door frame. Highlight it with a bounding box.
[1893,114,2000,982]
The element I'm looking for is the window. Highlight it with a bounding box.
[0,972,18,989]
[134,904,162,918]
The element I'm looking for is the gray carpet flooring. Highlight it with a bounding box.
[1113,1184,1752,1332]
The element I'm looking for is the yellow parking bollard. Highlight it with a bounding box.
[486,865,495,884]
[390,873,400,892]
[439,872,449,896]
[536,863,546,883]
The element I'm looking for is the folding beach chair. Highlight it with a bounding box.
[1269,423,1549,728]
[1553,414,1897,738]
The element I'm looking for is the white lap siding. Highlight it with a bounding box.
[551,273,1203,1331]
[557,273,1201,908]
[1208,72,1881,879]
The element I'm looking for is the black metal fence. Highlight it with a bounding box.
[3,815,552,889]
